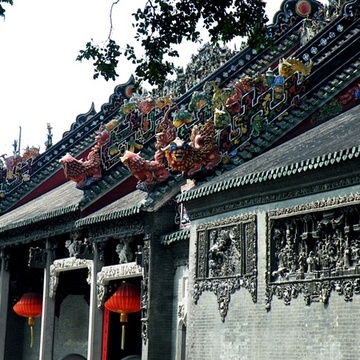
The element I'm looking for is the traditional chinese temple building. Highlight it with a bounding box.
[0,0,360,359]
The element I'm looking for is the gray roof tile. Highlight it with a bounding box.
[0,181,83,233]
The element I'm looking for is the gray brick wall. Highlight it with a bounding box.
[187,258,360,360]
[145,205,179,360]
[53,294,89,360]
[186,190,360,360]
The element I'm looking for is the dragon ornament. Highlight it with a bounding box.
[68,56,313,191]
[278,58,313,78]
[59,128,107,189]
[120,107,176,186]
[162,119,222,177]
[120,106,222,188]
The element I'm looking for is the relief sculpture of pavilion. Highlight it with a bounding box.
[266,193,360,309]
[194,214,257,322]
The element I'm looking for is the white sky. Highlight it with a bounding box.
[0,0,324,156]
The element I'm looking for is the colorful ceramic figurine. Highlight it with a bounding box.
[59,130,106,188]
[162,120,222,177]
[120,150,170,185]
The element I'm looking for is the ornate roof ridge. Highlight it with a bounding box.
[0,77,135,215]
[2,0,356,217]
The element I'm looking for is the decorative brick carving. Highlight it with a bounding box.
[140,236,150,344]
[266,193,360,309]
[194,214,257,321]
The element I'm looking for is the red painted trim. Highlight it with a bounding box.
[102,307,110,360]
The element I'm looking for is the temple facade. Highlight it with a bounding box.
[0,0,360,359]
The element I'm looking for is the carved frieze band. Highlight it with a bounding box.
[188,175,360,219]
[87,217,144,241]
[140,237,150,345]
[194,213,257,322]
[266,193,360,310]
[49,257,93,298]
[96,262,142,308]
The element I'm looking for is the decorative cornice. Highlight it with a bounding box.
[268,192,360,218]
[184,174,360,221]
[86,217,144,241]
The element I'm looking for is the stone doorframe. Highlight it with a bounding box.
[49,257,93,298]
[48,256,99,359]
[96,262,142,308]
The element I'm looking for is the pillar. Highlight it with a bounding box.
[0,250,10,360]
[87,242,104,360]
[39,240,56,360]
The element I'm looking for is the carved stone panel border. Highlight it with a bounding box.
[96,262,142,308]
[49,257,93,298]
[194,213,257,322]
[266,193,360,310]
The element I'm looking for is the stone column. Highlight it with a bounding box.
[87,242,104,360]
[39,240,56,360]
[0,250,10,360]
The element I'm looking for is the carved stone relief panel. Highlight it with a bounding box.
[266,193,360,310]
[194,213,257,321]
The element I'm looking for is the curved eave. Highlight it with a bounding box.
[76,185,181,228]
[0,203,80,234]
[76,204,143,227]
[161,228,190,245]
[0,181,83,234]
[177,145,360,203]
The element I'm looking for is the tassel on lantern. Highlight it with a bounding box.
[104,282,141,350]
[13,293,43,348]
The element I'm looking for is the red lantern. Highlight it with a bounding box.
[104,282,141,349]
[13,293,43,348]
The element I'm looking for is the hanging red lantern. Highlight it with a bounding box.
[13,293,43,348]
[104,282,141,350]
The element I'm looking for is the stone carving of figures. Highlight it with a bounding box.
[298,251,307,275]
[343,236,351,269]
[321,250,330,269]
[351,239,360,265]
[65,238,92,258]
[65,239,78,257]
[306,251,317,272]
[299,18,318,47]
[77,238,93,259]
[208,231,227,277]
[116,240,134,264]
[208,228,241,278]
